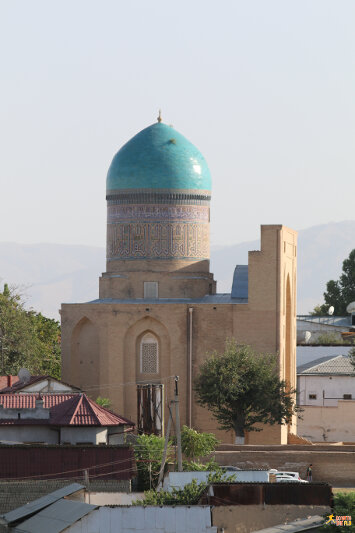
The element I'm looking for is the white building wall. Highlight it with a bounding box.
[298,401,355,442]
[23,379,76,393]
[84,493,144,506]
[297,375,355,407]
[297,320,346,343]
[60,427,107,444]
[66,506,217,533]
[108,427,125,445]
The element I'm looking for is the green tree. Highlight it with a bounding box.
[320,492,355,532]
[28,311,61,378]
[312,249,355,316]
[95,396,112,408]
[181,425,219,462]
[194,341,300,444]
[0,284,61,377]
[133,433,172,490]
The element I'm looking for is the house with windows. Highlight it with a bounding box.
[297,355,355,442]
[0,371,81,394]
[0,393,134,445]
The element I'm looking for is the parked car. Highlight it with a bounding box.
[274,471,308,483]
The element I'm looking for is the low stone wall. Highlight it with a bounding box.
[212,505,330,533]
[214,445,355,486]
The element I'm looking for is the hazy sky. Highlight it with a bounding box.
[1,0,354,248]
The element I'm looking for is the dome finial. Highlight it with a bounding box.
[157,109,162,123]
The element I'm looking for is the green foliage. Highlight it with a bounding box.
[182,459,220,471]
[133,478,205,506]
[312,249,355,316]
[95,396,111,408]
[133,434,172,490]
[194,341,300,441]
[133,470,236,506]
[0,284,61,377]
[320,492,355,532]
[309,305,325,316]
[315,333,344,345]
[181,425,219,461]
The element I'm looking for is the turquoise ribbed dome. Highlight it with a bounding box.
[107,122,211,191]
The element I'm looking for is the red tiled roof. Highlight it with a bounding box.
[0,394,135,428]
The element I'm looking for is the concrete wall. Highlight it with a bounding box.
[214,445,355,486]
[297,320,346,343]
[298,402,355,442]
[61,427,107,445]
[66,506,217,533]
[298,374,355,407]
[0,425,108,445]
[0,425,59,444]
[212,505,330,533]
[0,400,49,419]
[84,493,144,505]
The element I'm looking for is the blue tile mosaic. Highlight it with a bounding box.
[107,123,211,191]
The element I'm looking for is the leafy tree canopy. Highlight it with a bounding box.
[311,249,355,316]
[0,284,61,378]
[133,433,172,490]
[180,425,219,462]
[95,396,112,409]
[194,341,299,443]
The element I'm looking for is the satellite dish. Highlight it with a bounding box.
[346,302,355,314]
[304,331,312,344]
[18,368,31,384]
[328,306,334,316]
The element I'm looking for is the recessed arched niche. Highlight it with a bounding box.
[140,332,159,374]
[70,317,100,394]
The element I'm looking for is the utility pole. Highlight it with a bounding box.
[157,375,183,487]
[157,405,173,487]
[174,376,183,472]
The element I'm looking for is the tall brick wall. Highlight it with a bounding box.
[214,445,355,486]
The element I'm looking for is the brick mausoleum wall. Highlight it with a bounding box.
[214,445,355,487]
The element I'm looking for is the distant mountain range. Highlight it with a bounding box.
[1,220,354,319]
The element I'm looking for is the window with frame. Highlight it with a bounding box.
[144,281,158,299]
[343,394,352,400]
[140,334,159,374]
[308,393,317,400]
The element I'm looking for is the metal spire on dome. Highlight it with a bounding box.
[157,109,162,123]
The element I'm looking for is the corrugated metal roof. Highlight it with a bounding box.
[13,499,97,533]
[297,315,351,327]
[231,265,248,299]
[0,394,135,427]
[1,483,84,525]
[84,293,248,305]
[297,355,354,375]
